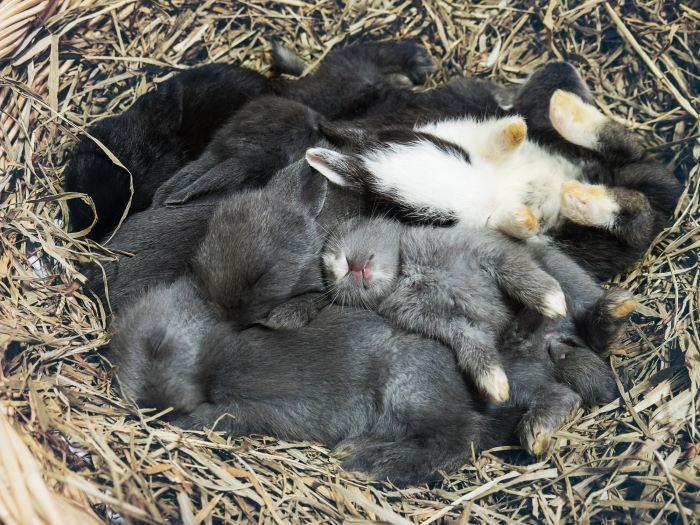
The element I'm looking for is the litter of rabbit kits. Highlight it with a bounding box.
[1,1,698,524]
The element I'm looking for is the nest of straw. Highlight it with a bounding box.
[1,1,698,523]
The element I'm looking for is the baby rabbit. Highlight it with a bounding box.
[322,216,568,403]
[84,159,327,316]
[150,96,322,206]
[111,281,505,487]
[294,58,680,279]
[323,217,630,453]
[190,159,328,328]
[307,88,662,244]
[499,310,620,455]
[63,63,271,240]
[497,238,634,454]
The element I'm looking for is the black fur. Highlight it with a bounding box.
[63,63,270,239]
[511,62,682,279]
[63,40,438,240]
[151,96,322,206]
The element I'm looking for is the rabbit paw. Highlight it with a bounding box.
[489,204,539,239]
[561,180,620,228]
[549,89,608,149]
[474,365,510,403]
[603,288,637,320]
[538,284,568,318]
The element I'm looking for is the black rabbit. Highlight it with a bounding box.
[63,63,270,239]
[64,41,435,240]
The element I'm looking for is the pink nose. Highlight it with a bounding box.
[349,259,365,272]
[348,258,373,281]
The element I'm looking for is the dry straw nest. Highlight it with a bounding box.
[1,1,698,524]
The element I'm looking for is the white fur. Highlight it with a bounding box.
[413,117,586,231]
[323,251,349,282]
[417,115,525,161]
[540,289,568,317]
[400,117,582,230]
[312,114,603,236]
[360,140,499,226]
[478,366,510,403]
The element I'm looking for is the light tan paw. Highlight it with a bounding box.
[529,430,554,456]
[560,180,620,228]
[549,89,608,150]
[612,299,637,319]
[519,418,556,456]
[519,414,570,457]
[500,118,527,152]
[500,205,539,239]
[482,117,528,161]
[606,290,637,319]
[476,366,510,403]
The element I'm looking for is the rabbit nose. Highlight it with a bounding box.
[348,259,365,273]
[347,258,373,281]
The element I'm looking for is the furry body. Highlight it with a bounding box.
[323,217,625,451]
[64,41,436,239]
[306,61,681,279]
[112,183,619,483]
[323,217,566,402]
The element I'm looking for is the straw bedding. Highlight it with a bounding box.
[0,1,697,523]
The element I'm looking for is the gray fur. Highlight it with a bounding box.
[191,161,328,327]
[111,180,624,484]
[323,217,565,401]
[323,217,626,454]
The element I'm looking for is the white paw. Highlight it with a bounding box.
[490,204,539,239]
[477,365,510,403]
[540,288,567,318]
[560,180,620,228]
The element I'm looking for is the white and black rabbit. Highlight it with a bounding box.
[307,88,657,242]
[294,58,681,280]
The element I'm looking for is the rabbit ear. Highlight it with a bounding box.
[305,148,352,187]
[268,159,328,217]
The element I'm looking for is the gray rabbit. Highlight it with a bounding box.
[111,276,619,485]
[322,216,631,453]
[323,217,568,403]
[110,166,623,484]
[85,158,337,316]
